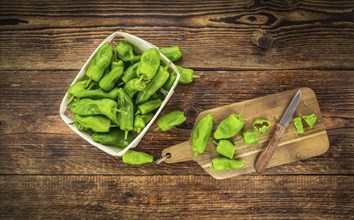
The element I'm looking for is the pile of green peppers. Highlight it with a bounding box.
[67,40,198,165]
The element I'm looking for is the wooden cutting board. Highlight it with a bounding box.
[161,88,329,179]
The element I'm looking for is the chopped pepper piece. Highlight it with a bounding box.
[303,113,317,128]
[214,113,244,139]
[211,157,245,172]
[253,119,271,134]
[216,140,236,159]
[243,130,259,145]
[293,117,304,134]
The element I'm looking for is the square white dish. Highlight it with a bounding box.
[60,31,180,156]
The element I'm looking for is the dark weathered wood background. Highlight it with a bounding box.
[0,0,353,219]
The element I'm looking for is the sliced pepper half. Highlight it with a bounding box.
[293,117,304,134]
[303,113,317,128]
[253,119,271,134]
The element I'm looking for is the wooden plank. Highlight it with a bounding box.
[0,70,353,175]
[0,175,353,219]
[0,1,353,70]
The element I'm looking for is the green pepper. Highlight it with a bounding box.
[116,88,134,139]
[303,113,317,128]
[99,66,124,91]
[163,72,177,91]
[70,98,119,125]
[213,114,244,139]
[211,157,245,172]
[122,62,139,83]
[75,88,119,100]
[114,41,140,63]
[157,110,186,131]
[74,115,111,132]
[92,128,134,148]
[243,130,259,145]
[110,60,124,71]
[140,113,154,124]
[85,43,113,87]
[191,114,214,159]
[137,48,160,81]
[215,140,236,159]
[135,65,169,104]
[160,46,182,62]
[124,78,147,98]
[176,65,199,84]
[67,80,93,105]
[136,99,163,115]
[133,115,146,134]
[122,150,153,165]
[293,117,304,134]
[253,119,271,134]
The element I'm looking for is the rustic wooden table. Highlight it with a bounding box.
[1,1,353,219]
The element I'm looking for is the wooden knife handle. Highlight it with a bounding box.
[255,123,286,174]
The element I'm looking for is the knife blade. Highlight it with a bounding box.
[255,89,302,174]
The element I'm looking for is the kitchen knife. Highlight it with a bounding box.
[255,89,302,174]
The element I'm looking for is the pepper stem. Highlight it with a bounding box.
[87,81,95,90]
[193,74,200,79]
[124,130,129,140]
[193,152,198,161]
[115,109,126,114]
[85,78,93,88]
[153,127,160,132]
[67,96,75,106]
[164,61,172,71]
[136,75,144,85]
[212,140,219,145]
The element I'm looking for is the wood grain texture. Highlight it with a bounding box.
[0,70,352,175]
[0,0,353,70]
[0,0,353,219]
[0,175,353,219]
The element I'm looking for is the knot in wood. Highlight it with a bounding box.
[184,107,198,121]
[257,35,273,50]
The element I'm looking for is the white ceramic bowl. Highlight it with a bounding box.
[60,31,180,156]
